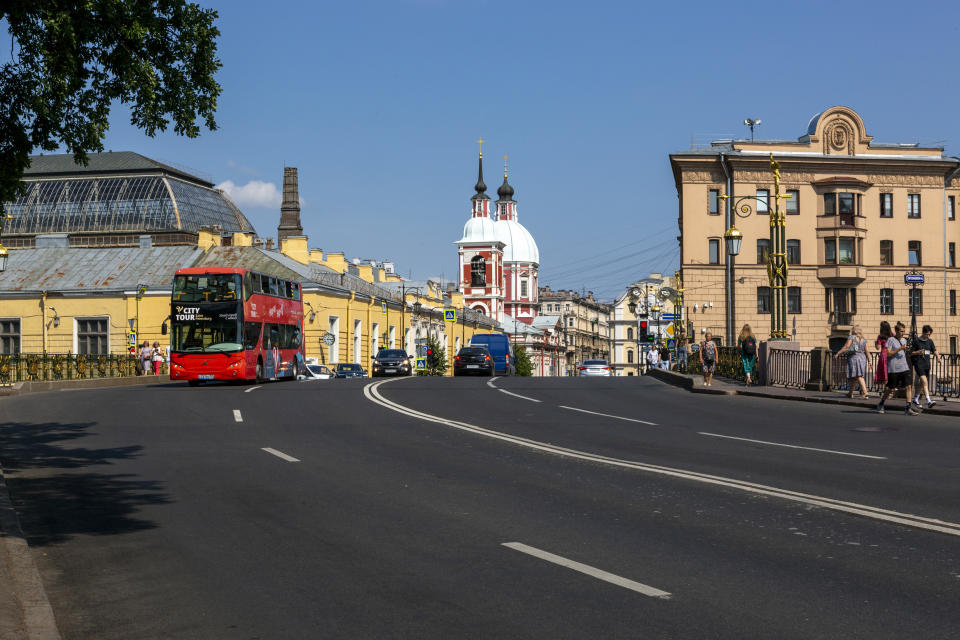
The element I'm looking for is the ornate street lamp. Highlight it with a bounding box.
[724,225,743,257]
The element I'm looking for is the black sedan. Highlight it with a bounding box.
[334,363,368,379]
[453,346,494,376]
[371,349,413,377]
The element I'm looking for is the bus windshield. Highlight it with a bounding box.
[173,274,242,303]
[172,318,242,353]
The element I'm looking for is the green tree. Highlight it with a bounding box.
[420,334,448,377]
[514,345,533,376]
[1,1,223,211]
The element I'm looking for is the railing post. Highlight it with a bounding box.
[805,347,831,391]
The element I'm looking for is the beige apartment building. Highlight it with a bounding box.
[671,106,960,352]
[609,273,679,375]
[538,287,611,374]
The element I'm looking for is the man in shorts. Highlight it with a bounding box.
[877,321,918,415]
[910,324,941,410]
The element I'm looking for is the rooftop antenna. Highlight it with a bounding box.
[744,118,761,141]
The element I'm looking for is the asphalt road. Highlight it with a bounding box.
[1,376,959,639]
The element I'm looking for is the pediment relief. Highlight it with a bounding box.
[805,106,872,156]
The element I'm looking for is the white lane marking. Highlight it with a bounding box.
[244,385,262,393]
[262,447,300,462]
[698,432,887,460]
[233,409,243,423]
[363,379,960,537]
[498,389,542,403]
[560,405,657,425]
[503,542,671,599]
[487,377,499,387]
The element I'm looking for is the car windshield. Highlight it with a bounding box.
[171,317,242,353]
[307,365,328,375]
[377,350,407,358]
[459,348,488,355]
[583,360,607,366]
[338,364,361,371]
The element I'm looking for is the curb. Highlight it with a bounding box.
[0,375,173,397]
[645,368,736,395]
[0,464,62,640]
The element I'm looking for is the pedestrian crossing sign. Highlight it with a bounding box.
[444,308,457,322]
[415,358,426,371]
[382,301,387,313]
[128,332,137,346]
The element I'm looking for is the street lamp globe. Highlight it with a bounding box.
[724,225,743,257]
[0,245,7,273]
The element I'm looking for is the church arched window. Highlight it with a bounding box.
[627,327,634,340]
[471,256,486,286]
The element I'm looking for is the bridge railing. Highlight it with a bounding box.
[0,353,165,385]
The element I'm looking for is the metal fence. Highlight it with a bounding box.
[681,346,745,382]
[0,353,166,385]
[767,349,810,389]
[831,351,960,399]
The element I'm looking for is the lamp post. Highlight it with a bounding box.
[399,284,422,354]
[652,304,661,342]
[719,153,790,341]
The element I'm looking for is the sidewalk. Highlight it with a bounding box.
[0,373,171,397]
[646,367,960,417]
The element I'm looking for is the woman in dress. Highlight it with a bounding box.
[835,324,871,398]
[700,331,717,387]
[737,324,758,386]
[874,321,892,389]
[139,340,153,375]
[151,341,164,375]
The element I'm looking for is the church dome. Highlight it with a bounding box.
[497,175,514,200]
[495,218,539,264]
[459,216,498,244]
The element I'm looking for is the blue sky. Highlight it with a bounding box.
[8,0,960,299]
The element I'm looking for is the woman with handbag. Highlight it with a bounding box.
[700,331,717,387]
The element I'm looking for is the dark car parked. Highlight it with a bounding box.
[371,349,413,377]
[334,363,367,378]
[453,346,494,376]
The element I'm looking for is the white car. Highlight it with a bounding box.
[298,364,334,380]
[578,359,612,376]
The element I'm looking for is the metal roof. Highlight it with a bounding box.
[0,246,203,293]
[24,152,211,186]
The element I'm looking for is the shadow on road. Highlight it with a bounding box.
[0,420,170,546]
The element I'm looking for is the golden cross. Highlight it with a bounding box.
[476,137,485,158]
[503,154,508,177]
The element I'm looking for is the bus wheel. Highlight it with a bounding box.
[188,380,200,387]
[290,360,300,380]
[256,359,265,384]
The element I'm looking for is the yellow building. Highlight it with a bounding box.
[671,106,960,352]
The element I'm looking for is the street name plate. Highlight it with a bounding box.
[904,273,925,284]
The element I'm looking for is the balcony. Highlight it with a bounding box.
[830,311,855,331]
[817,214,867,233]
[817,264,867,285]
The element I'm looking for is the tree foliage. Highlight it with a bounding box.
[1,1,222,211]
[514,345,533,376]
[420,334,448,377]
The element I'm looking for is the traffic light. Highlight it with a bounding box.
[426,347,435,367]
[639,321,648,341]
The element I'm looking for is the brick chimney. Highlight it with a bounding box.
[277,167,303,243]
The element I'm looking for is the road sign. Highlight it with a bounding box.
[444,308,457,322]
[322,332,336,346]
[904,273,925,284]
[381,301,387,313]
[128,332,137,347]
[136,283,147,300]
[666,338,676,349]
[661,313,677,321]
[415,358,426,371]
[665,324,675,336]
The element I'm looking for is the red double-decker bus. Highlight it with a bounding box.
[169,267,305,385]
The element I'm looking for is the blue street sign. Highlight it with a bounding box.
[666,338,676,349]
[415,358,426,371]
[661,313,677,320]
[444,308,457,322]
[904,273,925,284]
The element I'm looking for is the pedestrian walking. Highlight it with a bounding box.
[139,340,153,375]
[677,333,689,372]
[737,324,758,386]
[873,321,892,387]
[835,324,870,399]
[876,322,917,415]
[151,341,164,375]
[646,345,660,373]
[700,332,717,386]
[659,342,670,370]
[909,324,941,409]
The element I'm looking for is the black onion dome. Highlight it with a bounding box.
[497,175,514,200]
[472,154,489,200]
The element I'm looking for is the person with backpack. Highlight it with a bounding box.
[700,331,717,386]
[738,324,758,386]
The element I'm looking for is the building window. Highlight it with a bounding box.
[568,317,574,327]
[908,193,921,218]
[880,193,893,218]
[470,256,486,286]
[785,189,799,215]
[627,327,633,340]
[76,317,108,355]
[757,286,771,314]
[787,286,801,314]
[880,288,894,314]
[838,238,855,264]
[520,279,529,298]
[951,336,958,354]
[0,319,20,354]
[328,316,340,362]
[838,192,855,216]
[908,240,922,266]
[951,290,957,316]
[709,238,720,265]
[909,288,923,315]
[786,239,800,264]
[757,189,769,214]
[824,193,836,216]
[827,287,857,316]
[951,242,956,268]
[824,238,836,264]
[757,238,770,264]
[880,240,893,266]
[950,195,956,221]
[627,350,634,364]
[708,189,720,215]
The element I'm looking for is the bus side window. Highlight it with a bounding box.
[284,281,293,299]
[269,324,281,348]
[291,325,302,348]
[244,273,255,300]
[268,278,278,296]
[292,282,301,301]
[244,323,262,350]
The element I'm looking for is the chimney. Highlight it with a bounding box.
[278,167,303,243]
[265,237,275,250]
[254,237,265,249]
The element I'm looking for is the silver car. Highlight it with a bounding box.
[578,359,612,376]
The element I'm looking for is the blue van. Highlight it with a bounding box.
[469,333,515,376]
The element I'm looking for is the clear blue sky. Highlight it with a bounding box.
[10,0,960,300]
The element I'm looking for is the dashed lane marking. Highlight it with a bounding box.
[261,448,300,462]
[503,542,672,599]
[487,377,541,402]
[559,405,657,425]
[233,409,243,422]
[244,386,262,393]
[698,432,887,460]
